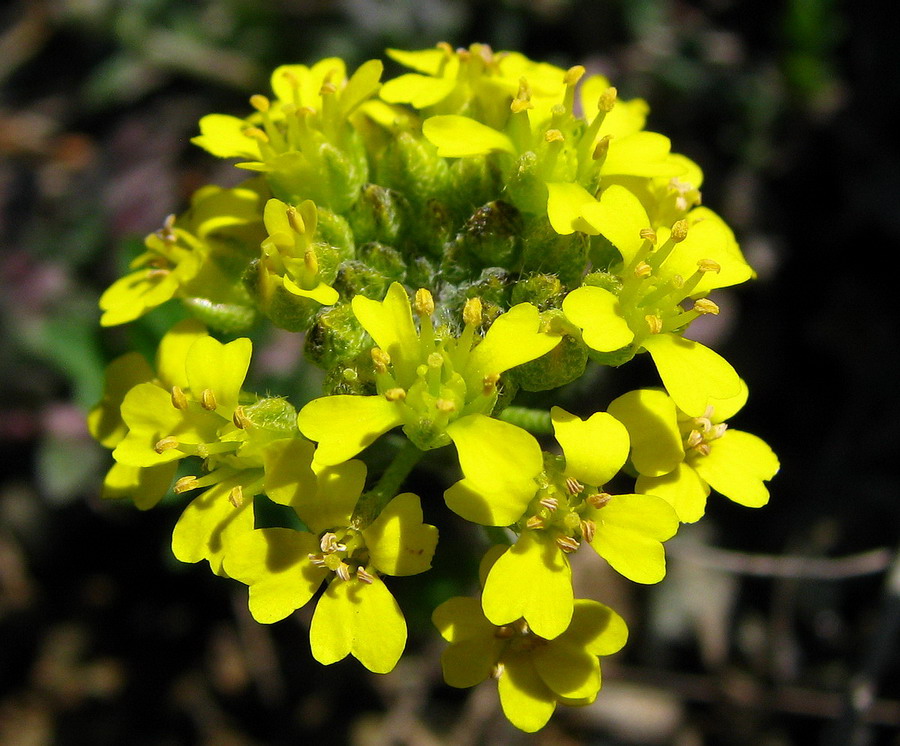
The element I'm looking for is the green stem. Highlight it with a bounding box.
[483,525,516,546]
[352,438,424,529]
[497,406,553,435]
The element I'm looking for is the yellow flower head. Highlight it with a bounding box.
[609,385,780,522]
[297,282,560,462]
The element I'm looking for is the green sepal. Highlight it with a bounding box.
[304,303,370,371]
[347,183,406,246]
[509,334,588,392]
[520,215,589,288]
[510,273,566,311]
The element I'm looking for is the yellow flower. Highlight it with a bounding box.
[99,183,265,327]
[608,385,779,522]
[434,550,628,732]
[297,282,560,462]
[222,439,437,673]
[453,406,677,638]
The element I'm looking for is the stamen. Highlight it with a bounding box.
[356,567,375,584]
[556,535,580,553]
[463,297,482,327]
[482,372,500,395]
[200,389,217,411]
[587,492,612,508]
[539,496,559,511]
[228,485,244,508]
[598,86,618,112]
[242,126,269,143]
[320,532,347,553]
[634,261,653,278]
[335,563,351,582]
[645,314,663,334]
[494,625,515,639]
[564,65,586,85]
[686,430,704,449]
[639,228,657,244]
[154,437,179,454]
[249,94,270,112]
[174,476,199,494]
[384,387,406,401]
[697,259,721,273]
[565,477,584,495]
[427,352,443,369]
[371,347,391,373]
[304,248,319,275]
[491,662,505,679]
[232,406,251,429]
[414,288,435,317]
[593,135,612,159]
[581,519,596,544]
[544,128,565,143]
[170,386,188,410]
[671,220,689,242]
[286,206,306,234]
[525,515,546,530]
[693,298,720,315]
[435,399,456,413]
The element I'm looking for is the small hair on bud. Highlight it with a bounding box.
[200,388,218,411]
[414,288,435,317]
[671,220,690,242]
[463,297,483,327]
[693,298,720,315]
[599,86,618,112]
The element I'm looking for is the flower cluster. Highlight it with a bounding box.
[90,44,778,732]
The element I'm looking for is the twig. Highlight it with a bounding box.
[668,541,894,580]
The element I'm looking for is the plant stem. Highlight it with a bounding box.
[497,406,553,434]
[352,439,424,528]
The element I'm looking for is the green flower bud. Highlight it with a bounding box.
[182,296,257,333]
[509,333,588,391]
[510,273,566,311]
[304,302,369,370]
[444,201,522,280]
[376,130,452,210]
[347,183,405,246]
[520,214,589,288]
[503,151,548,215]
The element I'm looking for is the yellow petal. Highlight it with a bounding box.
[563,600,629,656]
[191,114,259,159]
[380,73,457,108]
[155,319,208,391]
[184,336,252,414]
[603,132,682,178]
[432,596,494,643]
[497,650,556,733]
[693,429,779,508]
[637,464,710,523]
[562,286,634,353]
[88,352,155,448]
[362,492,438,576]
[532,640,600,700]
[482,531,573,639]
[100,461,176,510]
[351,282,419,382]
[282,276,339,305]
[551,407,629,486]
[607,389,684,477]
[586,494,678,584]
[545,182,599,236]
[444,415,541,526]
[297,395,404,466]
[641,334,742,417]
[579,184,651,264]
[422,115,515,158]
[309,459,368,533]
[309,576,406,674]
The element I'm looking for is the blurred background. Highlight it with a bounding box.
[1,0,898,744]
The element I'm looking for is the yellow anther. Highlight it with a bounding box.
[249,94,270,112]
[335,563,352,582]
[435,399,457,413]
[599,86,618,112]
[228,485,244,508]
[494,625,516,640]
[525,515,546,530]
[154,436,179,454]
[545,128,565,143]
[540,496,559,511]
[593,134,612,159]
[580,519,596,544]
[639,228,658,244]
[697,258,721,273]
[356,567,375,584]
[671,220,690,242]
[510,96,533,114]
[200,388,218,411]
[304,248,319,275]
[320,532,346,554]
[645,314,663,334]
[242,126,269,143]
[565,477,584,495]
[384,387,406,402]
[491,662,505,679]
[671,274,685,289]
[556,535,580,553]
[634,261,653,278]
[308,553,326,567]
[174,476,199,494]
[232,406,251,430]
[686,430,704,449]
[285,205,306,234]
[564,65,586,85]
[319,81,337,96]
[463,297,482,326]
[414,288,435,317]
[693,298,720,315]
[711,423,728,440]
[437,41,454,56]
[170,386,188,410]
[587,492,612,508]
[482,372,500,395]
[371,347,391,374]
[427,352,443,369]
